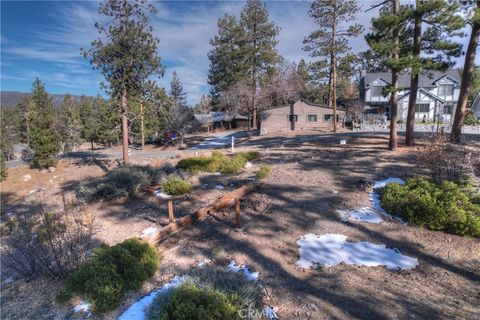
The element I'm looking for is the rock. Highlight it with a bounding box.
[47,167,56,173]
[244,161,253,169]
[23,174,31,181]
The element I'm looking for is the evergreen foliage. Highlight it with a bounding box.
[28,78,61,168]
[58,94,82,152]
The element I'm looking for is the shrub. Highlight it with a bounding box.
[380,178,480,237]
[2,196,94,279]
[146,267,263,320]
[419,134,475,183]
[0,153,7,181]
[463,114,479,126]
[79,165,155,201]
[65,238,159,313]
[176,151,260,175]
[256,165,271,180]
[163,178,192,195]
[154,283,241,320]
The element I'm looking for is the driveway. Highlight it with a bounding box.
[188,130,247,150]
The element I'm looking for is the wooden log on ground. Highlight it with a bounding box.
[143,182,262,244]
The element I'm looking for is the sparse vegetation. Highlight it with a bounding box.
[163,178,192,195]
[0,153,7,181]
[177,151,261,175]
[380,178,480,237]
[64,238,158,313]
[146,267,263,320]
[79,165,155,200]
[256,165,271,180]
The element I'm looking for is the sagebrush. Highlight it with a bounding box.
[163,178,192,195]
[256,165,271,180]
[176,151,260,175]
[380,178,480,237]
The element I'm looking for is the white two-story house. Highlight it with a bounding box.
[360,70,461,123]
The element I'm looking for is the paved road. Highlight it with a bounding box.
[188,130,247,150]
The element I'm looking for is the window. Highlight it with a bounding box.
[324,114,334,122]
[438,84,454,96]
[371,86,384,98]
[289,115,298,122]
[307,115,317,122]
[443,104,453,115]
[416,103,430,113]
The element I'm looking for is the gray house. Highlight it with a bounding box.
[360,70,462,123]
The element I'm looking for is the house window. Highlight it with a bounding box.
[289,115,298,122]
[307,115,317,122]
[324,114,334,122]
[416,103,430,113]
[443,104,454,114]
[438,84,454,96]
[371,86,384,98]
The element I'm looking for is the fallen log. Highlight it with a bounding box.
[143,182,262,244]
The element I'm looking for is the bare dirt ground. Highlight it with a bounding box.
[1,132,479,320]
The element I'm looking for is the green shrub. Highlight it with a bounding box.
[237,151,261,162]
[155,283,241,320]
[65,239,159,313]
[463,114,479,125]
[256,165,271,180]
[176,151,260,175]
[163,179,192,195]
[380,178,480,237]
[0,153,7,181]
[146,267,263,320]
[79,165,155,201]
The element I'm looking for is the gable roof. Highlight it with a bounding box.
[299,99,346,111]
[194,112,226,124]
[397,88,445,103]
[364,70,461,89]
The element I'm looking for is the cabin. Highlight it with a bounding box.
[194,112,249,132]
[260,99,345,134]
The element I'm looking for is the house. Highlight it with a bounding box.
[360,70,461,122]
[260,99,345,134]
[193,112,249,132]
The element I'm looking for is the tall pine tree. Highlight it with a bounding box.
[85,0,164,163]
[240,0,280,129]
[303,0,363,132]
[28,78,61,168]
[404,0,464,146]
[451,1,480,143]
[58,94,82,152]
[170,71,188,108]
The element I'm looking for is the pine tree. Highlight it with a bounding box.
[366,0,407,151]
[240,0,280,129]
[208,14,247,103]
[357,49,389,72]
[404,0,464,146]
[303,0,363,132]
[28,78,61,168]
[58,94,82,152]
[15,96,35,144]
[170,71,187,108]
[85,0,164,163]
[80,96,99,152]
[451,1,480,143]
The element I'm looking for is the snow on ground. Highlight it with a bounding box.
[73,301,92,317]
[141,227,159,237]
[227,260,259,281]
[118,276,184,320]
[368,177,405,222]
[337,207,383,224]
[373,177,405,189]
[296,233,419,270]
[153,190,172,199]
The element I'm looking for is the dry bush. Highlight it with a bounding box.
[2,193,95,279]
[419,134,476,183]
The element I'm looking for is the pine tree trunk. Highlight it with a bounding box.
[389,0,400,151]
[406,0,421,146]
[140,100,145,150]
[121,89,129,164]
[451,6,480,143]
[331,6,337,133]
[332,58,337,133]
[251,23,257,130]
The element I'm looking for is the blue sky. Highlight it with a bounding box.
[0,1,475,105]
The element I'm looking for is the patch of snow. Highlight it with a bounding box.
[215,184,224,190]
[29,189,37,195]
[215,172,222,176]
[332,189,339,194]
[373,177,405,189]
[228,260,259,281]
[337,207,383,224]
[244,161,253,168]
[23,174,31,181]
[201,183,209,189]
[263,306,279,319]
[153,190,172,199]
[118,276,184,320]
[3,276,14,284]
[196,258,212,267]
[73,301,92,317]
[141,227,158,237]
[296,233,418,270]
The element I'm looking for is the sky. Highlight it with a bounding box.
[0,0,475,106]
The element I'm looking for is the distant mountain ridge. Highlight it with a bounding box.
[1,91,88,109]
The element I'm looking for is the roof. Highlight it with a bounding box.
[363,70,461,89]
[397,88,445,103]
[194,112,248,124]
[299,99,346,111]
